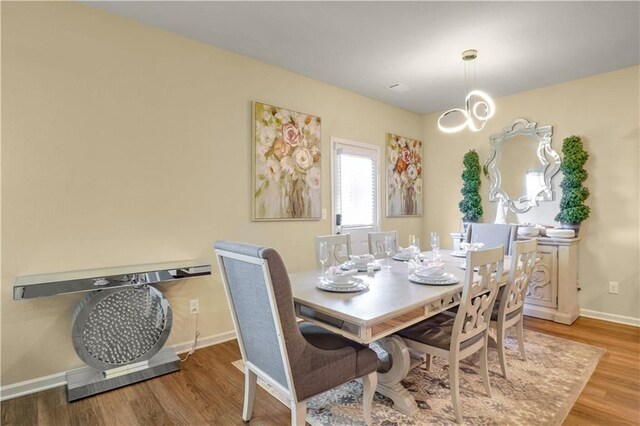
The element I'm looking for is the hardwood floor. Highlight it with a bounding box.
[2,316,638,425]
[524,317,640,425]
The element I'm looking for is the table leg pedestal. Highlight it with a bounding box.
[375,335,418,416]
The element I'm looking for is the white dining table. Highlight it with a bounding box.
[289,250,511,416]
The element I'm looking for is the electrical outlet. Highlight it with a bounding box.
[608,281,619,294]
[190,299,199,314]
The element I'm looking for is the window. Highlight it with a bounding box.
[332,138,380,254]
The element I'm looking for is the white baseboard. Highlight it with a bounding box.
[0,330,237,402]
[0,371,69,402]
[581,309,640,327]
[171,330,236,355]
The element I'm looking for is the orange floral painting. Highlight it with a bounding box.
[386,133,423,216]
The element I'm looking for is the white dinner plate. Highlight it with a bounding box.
[317,277,368,293]
[409,273,459,286]
[450,250,467,258]
[322,275,360,286]
[546,229,575,238]
[341,262,381,272]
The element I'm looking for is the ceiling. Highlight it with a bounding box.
[86,1,640,114]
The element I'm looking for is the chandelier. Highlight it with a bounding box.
[437,49,495,133]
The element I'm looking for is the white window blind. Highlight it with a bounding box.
[333,142,379,229]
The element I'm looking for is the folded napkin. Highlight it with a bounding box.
[325,266,358,284]
[349,254,375,265]
[396,246,415,258]
[327,266,357,275]
[408,258,426,268]
[415,262,446,277]
[460,242,485,251]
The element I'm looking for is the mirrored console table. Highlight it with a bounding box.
[13,260,211,401]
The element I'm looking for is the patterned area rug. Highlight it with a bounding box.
[232,329,604,425]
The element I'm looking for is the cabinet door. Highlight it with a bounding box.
[525,245,558,308]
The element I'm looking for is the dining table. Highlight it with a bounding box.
[289,249,511,416]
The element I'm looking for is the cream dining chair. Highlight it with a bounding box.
[315,234,352,267]
[397,246,504,423]
[368,230,398,259]
[490,238,538,378]
[214,241,379,426]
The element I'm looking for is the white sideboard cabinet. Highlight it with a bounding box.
[523,237,580,325]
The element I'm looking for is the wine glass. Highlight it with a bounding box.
[430,232,440,262]
[318,242,329,278]
[384,235,394,270]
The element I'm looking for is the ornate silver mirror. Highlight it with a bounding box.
[484,118,560,213]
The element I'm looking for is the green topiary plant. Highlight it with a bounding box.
[555,135,591,225]
[459,150,483,223]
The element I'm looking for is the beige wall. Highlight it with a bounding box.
[422,66,640,321]
[0,2,423,385]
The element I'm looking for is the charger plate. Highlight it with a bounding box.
[409,272,459,285]
[392,254,413,261]
[317,277,368,293]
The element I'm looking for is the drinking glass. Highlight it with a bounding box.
[318,242,329,278]
[430,232,440,262]
[414,238,421,259]
[384,235,394,270]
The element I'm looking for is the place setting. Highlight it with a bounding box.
[316,266,369,292]
[450,241,485,257]
[392,234,424,261]
[340,254,381,273]
[408,259,460,285]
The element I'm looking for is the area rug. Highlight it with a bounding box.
[232,330,604,425]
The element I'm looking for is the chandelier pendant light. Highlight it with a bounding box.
[438,49,495,133]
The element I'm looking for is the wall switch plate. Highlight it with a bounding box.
[608,281,619,294]
[190,299,199,314]
[322,209,327,220]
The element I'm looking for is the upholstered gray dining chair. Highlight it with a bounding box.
[397,246,504,424]
[368,230,398,259]
[315,234,352,267]
[214,241,378,426]
[490,238,538,378]
[465,223,518,255]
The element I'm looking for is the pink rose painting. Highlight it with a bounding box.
[386,133,423,216]
[253,102,321,220]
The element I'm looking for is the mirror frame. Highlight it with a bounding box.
[484,118,560,213]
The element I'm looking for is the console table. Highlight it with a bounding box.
[13,260,211,401]
[522,237,580,325]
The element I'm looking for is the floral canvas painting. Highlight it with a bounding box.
[386,133,423,216]
[253,102,321,220]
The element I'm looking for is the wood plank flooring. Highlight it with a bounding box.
[2,316,639,425]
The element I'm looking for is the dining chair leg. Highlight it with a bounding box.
[480,342,492,397]
[291,401,307,426]
[496,321,508,379]
[242,367,257,421]
[362,371,377,426]
[449,357,462,424]
[516,317,527,361]
[423,354,432,371]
